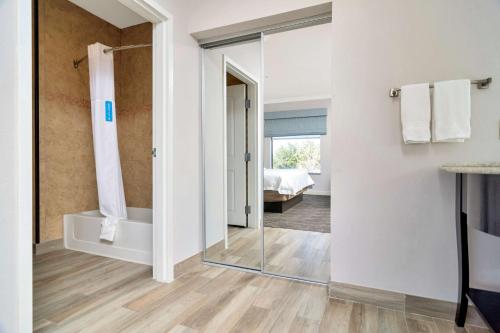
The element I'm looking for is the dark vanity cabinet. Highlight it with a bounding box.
[442,164,500,332]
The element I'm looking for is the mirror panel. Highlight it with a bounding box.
[202,39,262,270]
[262,24,332,282]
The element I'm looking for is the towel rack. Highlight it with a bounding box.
[389,77,492,97]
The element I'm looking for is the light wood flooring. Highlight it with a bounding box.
[205,226,330,282]
[34,250,491,333]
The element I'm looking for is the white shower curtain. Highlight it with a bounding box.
[88,42,127,241]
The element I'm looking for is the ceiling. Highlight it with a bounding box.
[68,0,147,29]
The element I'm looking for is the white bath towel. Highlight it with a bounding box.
[88,43,127,241]
[400,83,431,144]
[432,79,471,142]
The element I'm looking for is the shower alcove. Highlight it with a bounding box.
[36,0,155,265]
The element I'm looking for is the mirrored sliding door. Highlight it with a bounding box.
[262,23,332,283]
[201,18,332,284]
[202,38,262,270]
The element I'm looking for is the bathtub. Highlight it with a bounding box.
[64,207,152,265]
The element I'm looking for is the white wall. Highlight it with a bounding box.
[152,0,203,264]
[331,0,500,301]
[0,3,20,330]
[263,23,332,102]
[203,49,225,247]
[0,0,32,331]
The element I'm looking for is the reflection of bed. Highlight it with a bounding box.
[264,168,314,213]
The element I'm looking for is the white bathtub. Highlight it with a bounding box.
[64,207,152,265]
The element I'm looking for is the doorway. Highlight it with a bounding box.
[225,58,259,231]
[226,74,248,228]
[31,0,174,283]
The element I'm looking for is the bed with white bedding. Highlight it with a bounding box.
[264,168,314,213]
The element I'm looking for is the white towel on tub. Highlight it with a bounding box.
[400,83,431,144]
[432,79,471,142]
[88,43,127,241]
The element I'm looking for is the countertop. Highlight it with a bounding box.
[440,162,500,175]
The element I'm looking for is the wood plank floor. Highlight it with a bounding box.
[205,226,330,282]
[34,250,491,333]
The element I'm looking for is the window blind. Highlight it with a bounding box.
[264,108,327,137]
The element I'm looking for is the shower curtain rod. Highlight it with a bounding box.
[73,43,152,69]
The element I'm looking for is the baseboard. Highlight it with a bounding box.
[328,281,487,327]
[35,238,64,255]
[329,281,405,311]
[174,252,203,278]
[305,190,331,196]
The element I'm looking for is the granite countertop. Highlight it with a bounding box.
[440,162,500,175]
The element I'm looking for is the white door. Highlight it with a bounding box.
[226,84,247,227]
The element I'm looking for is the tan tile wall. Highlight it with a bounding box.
[39,0,152,241]
[117,23,153,209]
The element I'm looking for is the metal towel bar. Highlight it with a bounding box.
[389,77,492,97]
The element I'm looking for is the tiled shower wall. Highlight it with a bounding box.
[39,0,152,241]
[117,23,153,210]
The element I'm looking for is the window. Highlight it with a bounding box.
[272,136,321,174]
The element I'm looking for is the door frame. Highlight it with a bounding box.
[222,55,260,248]
[119,0,176,284]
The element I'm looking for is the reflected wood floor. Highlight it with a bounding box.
[264,195,331,233]
[205,226,330,282]
[34,250,490,333]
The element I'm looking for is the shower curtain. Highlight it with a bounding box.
[88,43,127,241]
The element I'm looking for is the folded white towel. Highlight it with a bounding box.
[100,216,120,241]
[432,79,471,142]
[400,83,431,144]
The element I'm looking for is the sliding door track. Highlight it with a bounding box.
[202,260,328,286]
